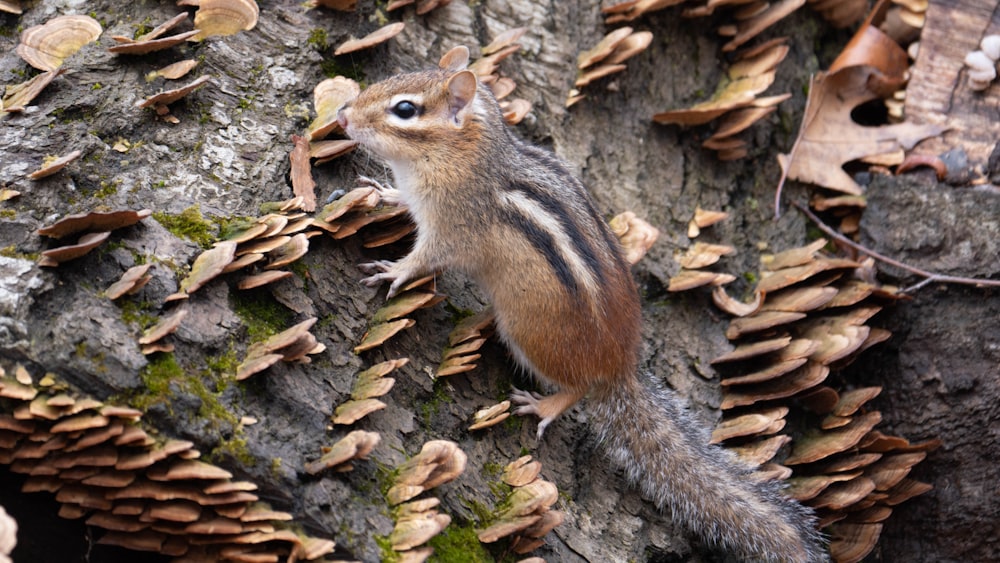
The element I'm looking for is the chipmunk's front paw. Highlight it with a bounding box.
[357,175,402,206]
[510,387,552,439]
[359,260,411,298]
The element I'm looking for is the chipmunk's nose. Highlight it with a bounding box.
[337,107,349,130]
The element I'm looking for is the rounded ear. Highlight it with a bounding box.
[439,46,470,71]
[445,70,478,125]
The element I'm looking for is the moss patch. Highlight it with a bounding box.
[427,524,494,563]
[231,292,295,342]
[153,205,216,248]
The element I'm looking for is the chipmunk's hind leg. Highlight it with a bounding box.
[511,387,587,439]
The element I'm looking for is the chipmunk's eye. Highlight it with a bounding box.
[391,100,419,119]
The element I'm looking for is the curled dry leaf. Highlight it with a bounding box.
[777,18,943,198]
[289,135,317,212]
[334,22,405,56]
[28,150,82,180]
[137,75,212,109]
[16,14,102,71]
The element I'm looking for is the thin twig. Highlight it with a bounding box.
[792,201,1000,291]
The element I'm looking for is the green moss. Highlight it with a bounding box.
[118,299,159,329]
[743,271,758,284]
[0,209,15,220]
[418,378,453,428]
[153,205,216,248]
[231,292,295,342]
[94,180,119,199]
[427,524,494,563]
[307,28,328,50]
[205,347,240,379]
[459,495,496,527]
[210,435,253,466]
[374,535,400,563]
[91,82,103,90]
[270,457,283,477]
[132,353,185,410]
[0,245,38,260]
[320,58,366,83]
[289,260,311,287]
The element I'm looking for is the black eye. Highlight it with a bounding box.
[391,100,419,119]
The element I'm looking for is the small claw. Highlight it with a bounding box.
[360,273,390,287]
[358,260,396,275]
[356,175,392,192]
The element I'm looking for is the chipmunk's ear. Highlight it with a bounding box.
[445,70,478,126]
[439,46,470,71]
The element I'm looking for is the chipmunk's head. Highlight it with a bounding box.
[338,68,500,168]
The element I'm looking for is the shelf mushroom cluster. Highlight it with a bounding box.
[0,364,337,562]
[476,455,564,557]
[672,235,939,563]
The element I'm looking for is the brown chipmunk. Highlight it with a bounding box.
[337,49,825,562]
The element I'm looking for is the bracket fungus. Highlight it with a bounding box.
[185,0,259,40]
[304,430,380,474]
[477,456,564,555]
[387,440,467,506]
[0,364,337,561]
[16,14,102,71]
[333,22,405,56]
[27,150,82,180]
[685,237,937,563]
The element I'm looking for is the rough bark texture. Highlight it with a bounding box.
[0,1,996,562]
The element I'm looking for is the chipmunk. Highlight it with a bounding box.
[337,50,825,562]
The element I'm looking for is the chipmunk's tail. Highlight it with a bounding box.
[588,374,826,562]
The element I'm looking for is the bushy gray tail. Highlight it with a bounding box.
[588,375,826,562]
